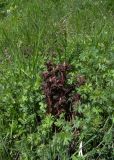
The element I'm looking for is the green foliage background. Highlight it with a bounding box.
[0,0,114,159]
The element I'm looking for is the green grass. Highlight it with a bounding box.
[0,0,114,159]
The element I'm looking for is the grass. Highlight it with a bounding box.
[0,0,114,159]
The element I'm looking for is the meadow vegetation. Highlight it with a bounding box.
[0,0,114,159]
